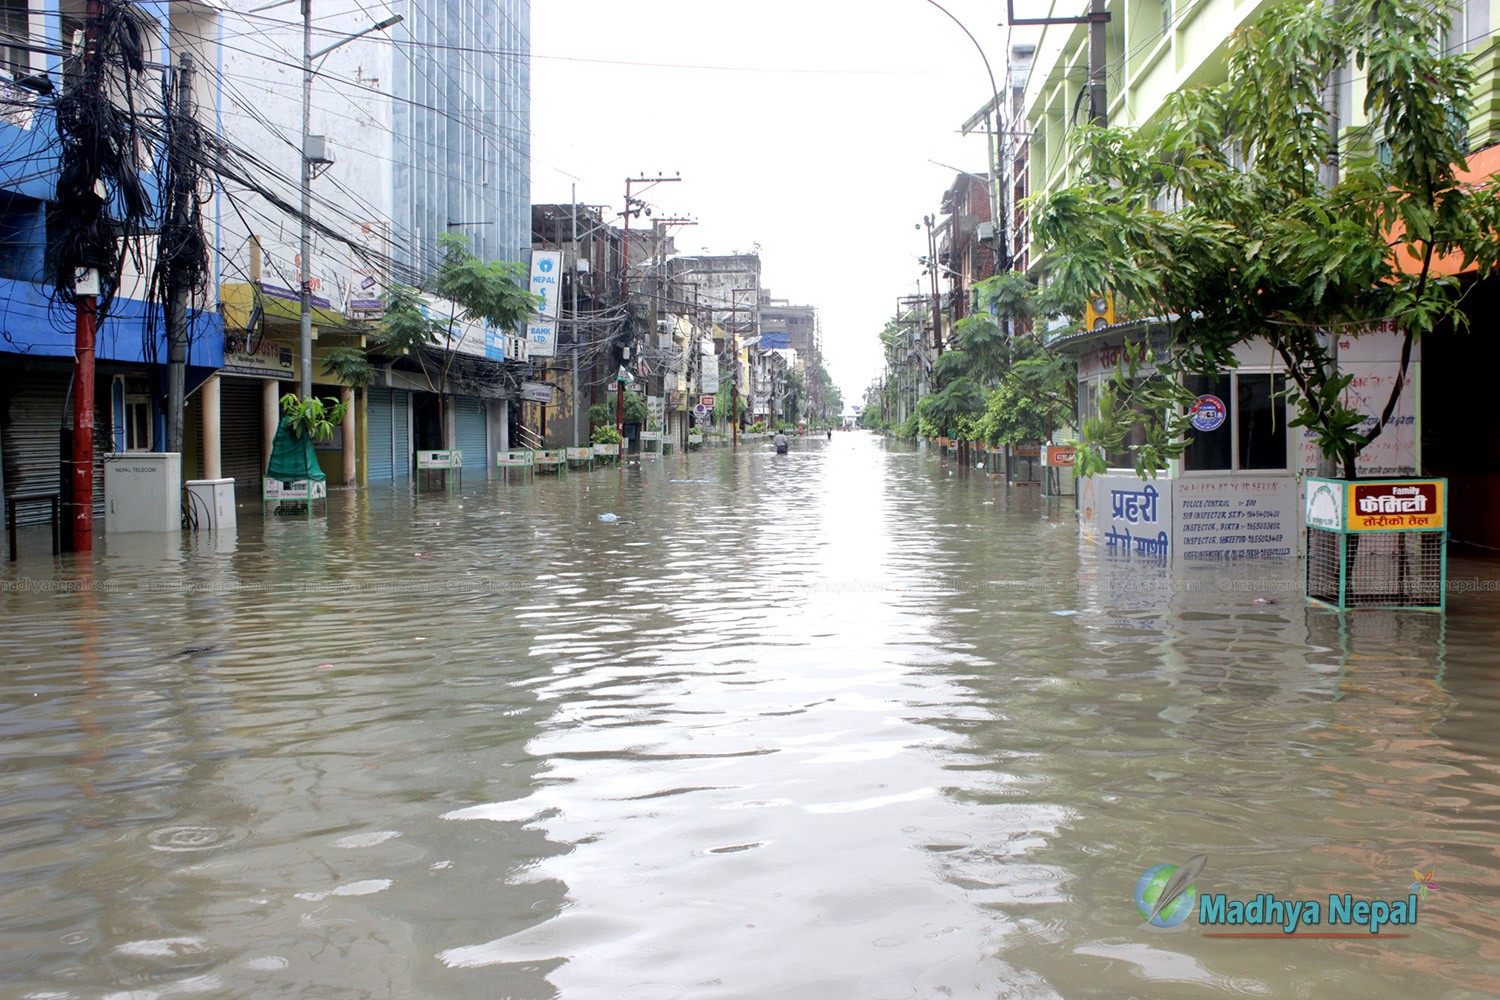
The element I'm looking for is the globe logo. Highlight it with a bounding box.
[1135,863,1198,928]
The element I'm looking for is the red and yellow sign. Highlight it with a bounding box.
[1041,445,1077,467]
[1346,480,1445,531]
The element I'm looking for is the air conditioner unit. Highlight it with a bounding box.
[976,222,997,242]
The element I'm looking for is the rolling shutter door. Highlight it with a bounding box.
[391,390,410,479]
[2,371,106,526]
[219,378,265,502]
[366,386,393,482]
[454,395,487,475]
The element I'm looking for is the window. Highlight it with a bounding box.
[0,0,27,77]
[1182,372,1288,472]
[1446,0,1489,53]
[122,379,153,451]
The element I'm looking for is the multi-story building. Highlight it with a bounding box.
[530,202,626,448]
[1019,0,1500,554]
[215,0,532,493]
[664,254,760,435]
[0,0,224,535]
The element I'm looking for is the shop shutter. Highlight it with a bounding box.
[366,386,393,482]
[219,377,266,502]
[454,395,487,475]
[2,370,107,527]
[391,389,410,479]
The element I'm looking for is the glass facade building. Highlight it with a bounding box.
[391,0,531,275]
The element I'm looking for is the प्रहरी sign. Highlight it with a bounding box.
[526,250,563,358]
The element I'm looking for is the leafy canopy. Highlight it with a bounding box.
[1028,0,1500,478]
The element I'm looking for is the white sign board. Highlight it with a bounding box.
[417,450,462,469]
[263,478,328,500]
[522,380,554,404]
[699,340,717,395]
[527,251,562,357]
[1173,476,1297,560]
[1295,326,1419,477]
[346,221,389,317]
[1081,473,1299,562]
[1305,478,1344,530]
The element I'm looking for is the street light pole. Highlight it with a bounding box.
[298,0,312,398]
[298,7,402,398]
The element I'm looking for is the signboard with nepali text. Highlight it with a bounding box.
[1346,480,1445,532]
[1041,445,1076,467]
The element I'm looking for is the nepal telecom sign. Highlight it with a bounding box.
[526,251,563,358]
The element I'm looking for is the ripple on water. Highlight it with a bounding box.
[145,826,242,852]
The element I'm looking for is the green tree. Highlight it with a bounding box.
[1028,0,1500,479]
[377,234,536,447]
[915,273,1075,442]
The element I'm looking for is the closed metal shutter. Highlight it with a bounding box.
[454,395,487,475]
[366,386,393,482]
[1,370,105,527]
[219,378,266,503]
[392,389,410,479]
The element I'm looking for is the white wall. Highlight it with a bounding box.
[217,0,395,307]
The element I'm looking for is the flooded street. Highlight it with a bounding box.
[5,432,1500,999]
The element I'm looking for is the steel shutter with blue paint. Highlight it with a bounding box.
[366,387,393,482]
[391,390,410,479]
[454,395,487,475]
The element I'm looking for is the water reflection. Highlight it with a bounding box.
[2,434,1499,998]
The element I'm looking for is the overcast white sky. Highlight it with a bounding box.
[530,0,1032,405]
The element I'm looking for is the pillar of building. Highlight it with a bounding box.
[341,386,356,484]
[200,374,221,479]
[262,379,279,475]
[357,388,368,486]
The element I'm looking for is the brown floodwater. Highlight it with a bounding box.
[3,432,1500,999]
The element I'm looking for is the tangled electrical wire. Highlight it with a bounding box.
[48,0,153,319]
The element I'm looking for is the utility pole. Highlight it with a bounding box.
[298,0,313,399]
[1005,0,1111,126]
[164,53,195,455]
[619,175,680,441]
[571,185,581,447]
[298,6,402,398]
[68,0,102,553]
[924,215,943,355]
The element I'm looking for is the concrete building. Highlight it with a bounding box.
[664,254,761,436]
[1018,0,1500,556]
[0,0,225,533]
[530,202,627,449]
[214,0,532,495]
